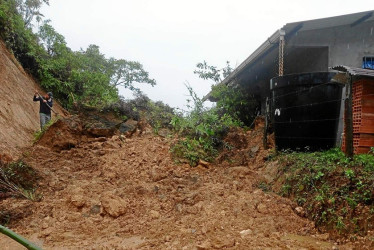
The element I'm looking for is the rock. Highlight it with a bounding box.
[149,169,167,182]
[120,119,138,134]
[295,206,305,217]
[70,195,86,208]
[41,222,49,229]
[198,159,210,168]
[41,227,54,237]
[212,238,235,248]
[103,140,120,149]
[229,166,253,176]
[101,193,127,218]
[175,203,183,212]
[95,137,107,142]
[253,189,263,195]
[90,205,101,215]
[196,241,211,249]
[316,233,330,241]
[97,149,106,156]
[271,232,281,240]
[251,146,259,153]
[164,235,171,242]
[150,210,160,219]
[257,203,267,213]
[87,127,116,137]
[240,229,253,238]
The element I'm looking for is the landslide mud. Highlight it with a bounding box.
[0,119,349,249]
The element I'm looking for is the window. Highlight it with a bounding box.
[362,57,374,69]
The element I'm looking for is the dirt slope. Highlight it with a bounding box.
[0,41,65,159]
[0,118,349,249]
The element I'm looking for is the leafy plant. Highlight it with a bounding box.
[194,61,260,126]
[170,84,242,166]
[275,148,374,235]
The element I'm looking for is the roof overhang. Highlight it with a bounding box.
[220,29,283,87]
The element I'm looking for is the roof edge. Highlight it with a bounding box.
[220,29,282,86]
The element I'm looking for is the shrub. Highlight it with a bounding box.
[170,85,242,166]
[210,84,260,126]
[103,92,175,133]
[276,148,374,235]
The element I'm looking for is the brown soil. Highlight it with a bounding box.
[0,41,66,160]
[0,117,346,249]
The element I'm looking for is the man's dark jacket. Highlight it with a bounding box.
[33,96,53,115]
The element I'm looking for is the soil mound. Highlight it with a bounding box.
[2,116,348,249]
[36,111,151,152]
[218,117,274,169]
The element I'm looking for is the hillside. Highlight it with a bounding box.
[0,41,373,249]
[0,41,65,159]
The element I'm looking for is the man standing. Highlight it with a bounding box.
[33,91,53,130]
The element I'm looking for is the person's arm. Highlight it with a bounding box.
[33,94,40,102]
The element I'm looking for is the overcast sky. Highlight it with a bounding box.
[40,0,373,109]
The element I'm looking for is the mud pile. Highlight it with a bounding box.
[1,118,351,249]
[37,111,150,152]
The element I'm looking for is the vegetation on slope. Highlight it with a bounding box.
[170,85,243,166]
[0,0,156,109]
[0,160,40,202]
[275,148,374,236]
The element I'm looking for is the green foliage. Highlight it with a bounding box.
[0,0,40,72]
[170,84,242,166]
[194,60,233,83]
[103,92,175,133]
[15,0,49,27]
[277,148,374,235]
[0,160,41,201]
[0,0,156,109]
[210,84,260,125]
[194,60,260,126]
[109,59,156,92]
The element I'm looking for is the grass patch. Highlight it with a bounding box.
[0,160,42,201]
[33,118,57,142]
[275,148,374,236]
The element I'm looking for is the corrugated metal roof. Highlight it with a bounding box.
[331,65,374,78]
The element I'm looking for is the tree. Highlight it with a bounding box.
[38,20,68,56]
[0,0,157,108]
[15,0,49,27]
[109,59,156,93]
[194,60,233,84]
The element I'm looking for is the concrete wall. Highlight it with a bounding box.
[287,21,374,68]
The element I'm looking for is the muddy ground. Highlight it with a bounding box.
[0,118,372,249]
